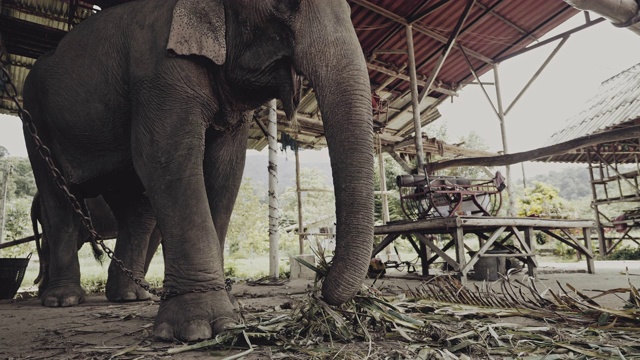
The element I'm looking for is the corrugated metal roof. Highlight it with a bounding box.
[548,64,640,144]
[541,63,640,164]
[0,0,579,156]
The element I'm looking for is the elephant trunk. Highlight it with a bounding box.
[294,1,374,305]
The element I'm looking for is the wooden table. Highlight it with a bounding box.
[373,216,596,281]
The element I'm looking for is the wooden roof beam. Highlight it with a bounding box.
[429,125,640,172]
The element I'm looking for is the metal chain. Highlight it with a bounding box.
[0,56,230,301]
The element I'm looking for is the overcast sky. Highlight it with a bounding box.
[437,14,640,178]
[2,12,640,179]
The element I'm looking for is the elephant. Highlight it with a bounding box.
[22,0,374,342]
[30,192,162,301]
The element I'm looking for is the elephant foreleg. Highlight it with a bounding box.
[130,99,237,342]
[102,191,156,302]
[203,115,252,265]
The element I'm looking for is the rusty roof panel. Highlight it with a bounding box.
[355,0,577,98]
[1,0,580,155]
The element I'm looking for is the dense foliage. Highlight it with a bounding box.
[516,181,576,218]
[0,146,37,247]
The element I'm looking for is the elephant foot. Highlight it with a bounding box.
[154,290,238,342]
[106,273,151,302]
[40,284,85,307]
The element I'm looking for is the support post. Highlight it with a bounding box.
[406,24,426,170]
[377,146,394,261]
[295,145,304,254]
[492,64,516,216]
[0,164,12,244]
[587,149,607,255]
[377,150,390,225]
[523,227,537,277]
[267,99,279,279]
[454,226,467,283]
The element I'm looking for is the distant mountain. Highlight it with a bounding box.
[530,167,591,200]
[242,152,333,193]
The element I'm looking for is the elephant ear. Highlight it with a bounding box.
[167,0,226,65]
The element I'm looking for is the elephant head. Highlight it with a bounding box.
[167,0,374,305]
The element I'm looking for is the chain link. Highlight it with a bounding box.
[0,55,230,300]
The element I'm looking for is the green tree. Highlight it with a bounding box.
[3,197,31,241]
[0,157,36,201]
[373,153,404,222]
[226,177,269,259]
[425,123,492,179]
[531,167,591,200]
[517,181,575,218]
[279,168,336,227]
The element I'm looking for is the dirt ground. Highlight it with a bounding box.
[1,260,639,359]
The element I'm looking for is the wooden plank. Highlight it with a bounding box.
[425,239,455,267]
[428,125,640,172]
[371,234,399,257]
[460,226,506,275]
[454,226,467,282]
[560,228,593,257]
[459,217,594,228]
[479,253,535,257]
[524,227,537,277]
[583,227,595,274]
[414,233,459,271]
[542,230,581,251]
[509,226,538,267]
[0,235,35,250]
[374,217,460,235]
[375,216,594,235]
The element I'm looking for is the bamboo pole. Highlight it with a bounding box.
[295,146,304,254]
[267,99,279,279]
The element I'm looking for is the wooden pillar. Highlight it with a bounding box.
[267,99,279,279]
[295,146,304,254]
[378,147,395,261]
[523,227,537,278]
[583,227,595,274]
[377,148,390,225]
[454,226,466,282]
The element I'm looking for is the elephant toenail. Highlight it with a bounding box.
[154,323,176,341]
[181,320,212,341]
[212,317,237,335]
[43,297,60,307]
[60,296,79,307]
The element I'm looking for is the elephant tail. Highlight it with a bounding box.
[31,193,45,285]
[89,237,104,263]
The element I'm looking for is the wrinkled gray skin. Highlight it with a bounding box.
[23,0,374,342]
[30,192,162,301]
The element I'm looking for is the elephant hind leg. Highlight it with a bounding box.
[102,191,156,302]
[36,187,86,307]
